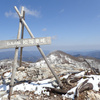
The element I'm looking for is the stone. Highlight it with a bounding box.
[15,71,27,81]
[0,80,3,85]
[86,90,100,100]
[0,76,2,80]
[17,66,25,71]
[10,95,24,100]
[0,91,7,97]
[52,80,59,88]
[27,68,44,81]
[4,78,11,85]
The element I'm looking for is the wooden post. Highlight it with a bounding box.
[8,7,24,100]
[14,6,63,88]
[19,11,25,67]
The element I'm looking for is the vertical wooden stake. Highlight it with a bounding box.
[19,11,25,67]
[8,7,24,100]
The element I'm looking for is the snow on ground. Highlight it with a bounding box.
[61,74,70,79]
[62,86,77,99]
[0,71,100,99]
[75,71,85,77]
[63,73,100,99]
[3,72,11,78]
[0,77,54,99]
[13,79,53,95]
[87,75,100,91]
[49,55,57,61]
[0,84,9,91]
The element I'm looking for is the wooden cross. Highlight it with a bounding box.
[1,6,63,99]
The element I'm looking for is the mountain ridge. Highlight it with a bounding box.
[0,50,100,63]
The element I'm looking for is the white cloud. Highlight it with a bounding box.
[59,9,64,13]
[5,6,41,18]
[42,28,47,31]
[24,6,40,18]
[5,11,18,18]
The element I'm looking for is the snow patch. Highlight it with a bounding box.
[75,71,85,77]
[49,54,57,61]
[4,72,11,78]
[87,75,100,91]
[63,74,100,99]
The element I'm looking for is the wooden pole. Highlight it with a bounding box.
[8,7,24,100]
[19,11,25,67]
[14,6,63,88]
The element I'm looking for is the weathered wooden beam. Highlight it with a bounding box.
[0,37,51,49]
[20,11,25,67]
[46,87,67,94]
[8,7,24,100]
[14,6,63,88]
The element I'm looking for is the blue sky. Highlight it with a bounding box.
[0,0,100,51]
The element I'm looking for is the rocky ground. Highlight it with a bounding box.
[0,50,100,100]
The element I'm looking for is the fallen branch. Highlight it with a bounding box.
[45,87,67,94]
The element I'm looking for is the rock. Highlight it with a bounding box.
[24,90,30,96]
[0,80,3,85]
[10,95,28,100]
[15,71,27,81]
[52,80,59,88]
[0,76,2,80]
[4,78,11,85]
[0,91,7,97]
[86,90,100,100]
[27,68,43,81]
[17,66,25,71]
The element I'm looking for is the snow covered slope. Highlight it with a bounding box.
[36,50,100,71]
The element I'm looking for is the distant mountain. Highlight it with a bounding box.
[73,54,82,57]
[0,50,100,72]
[0,50,100,63]
[47,50,83,63]
[0,50,50,62]
[66,51,100,59]
[84,51,100,59]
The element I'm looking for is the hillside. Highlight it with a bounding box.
[36,50,100,72]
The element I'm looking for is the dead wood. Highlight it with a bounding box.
[84,59,97,74]
[46,87,67,94]
[74,79,93,99]
[79,83,93,93]
[64,75,82,86]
